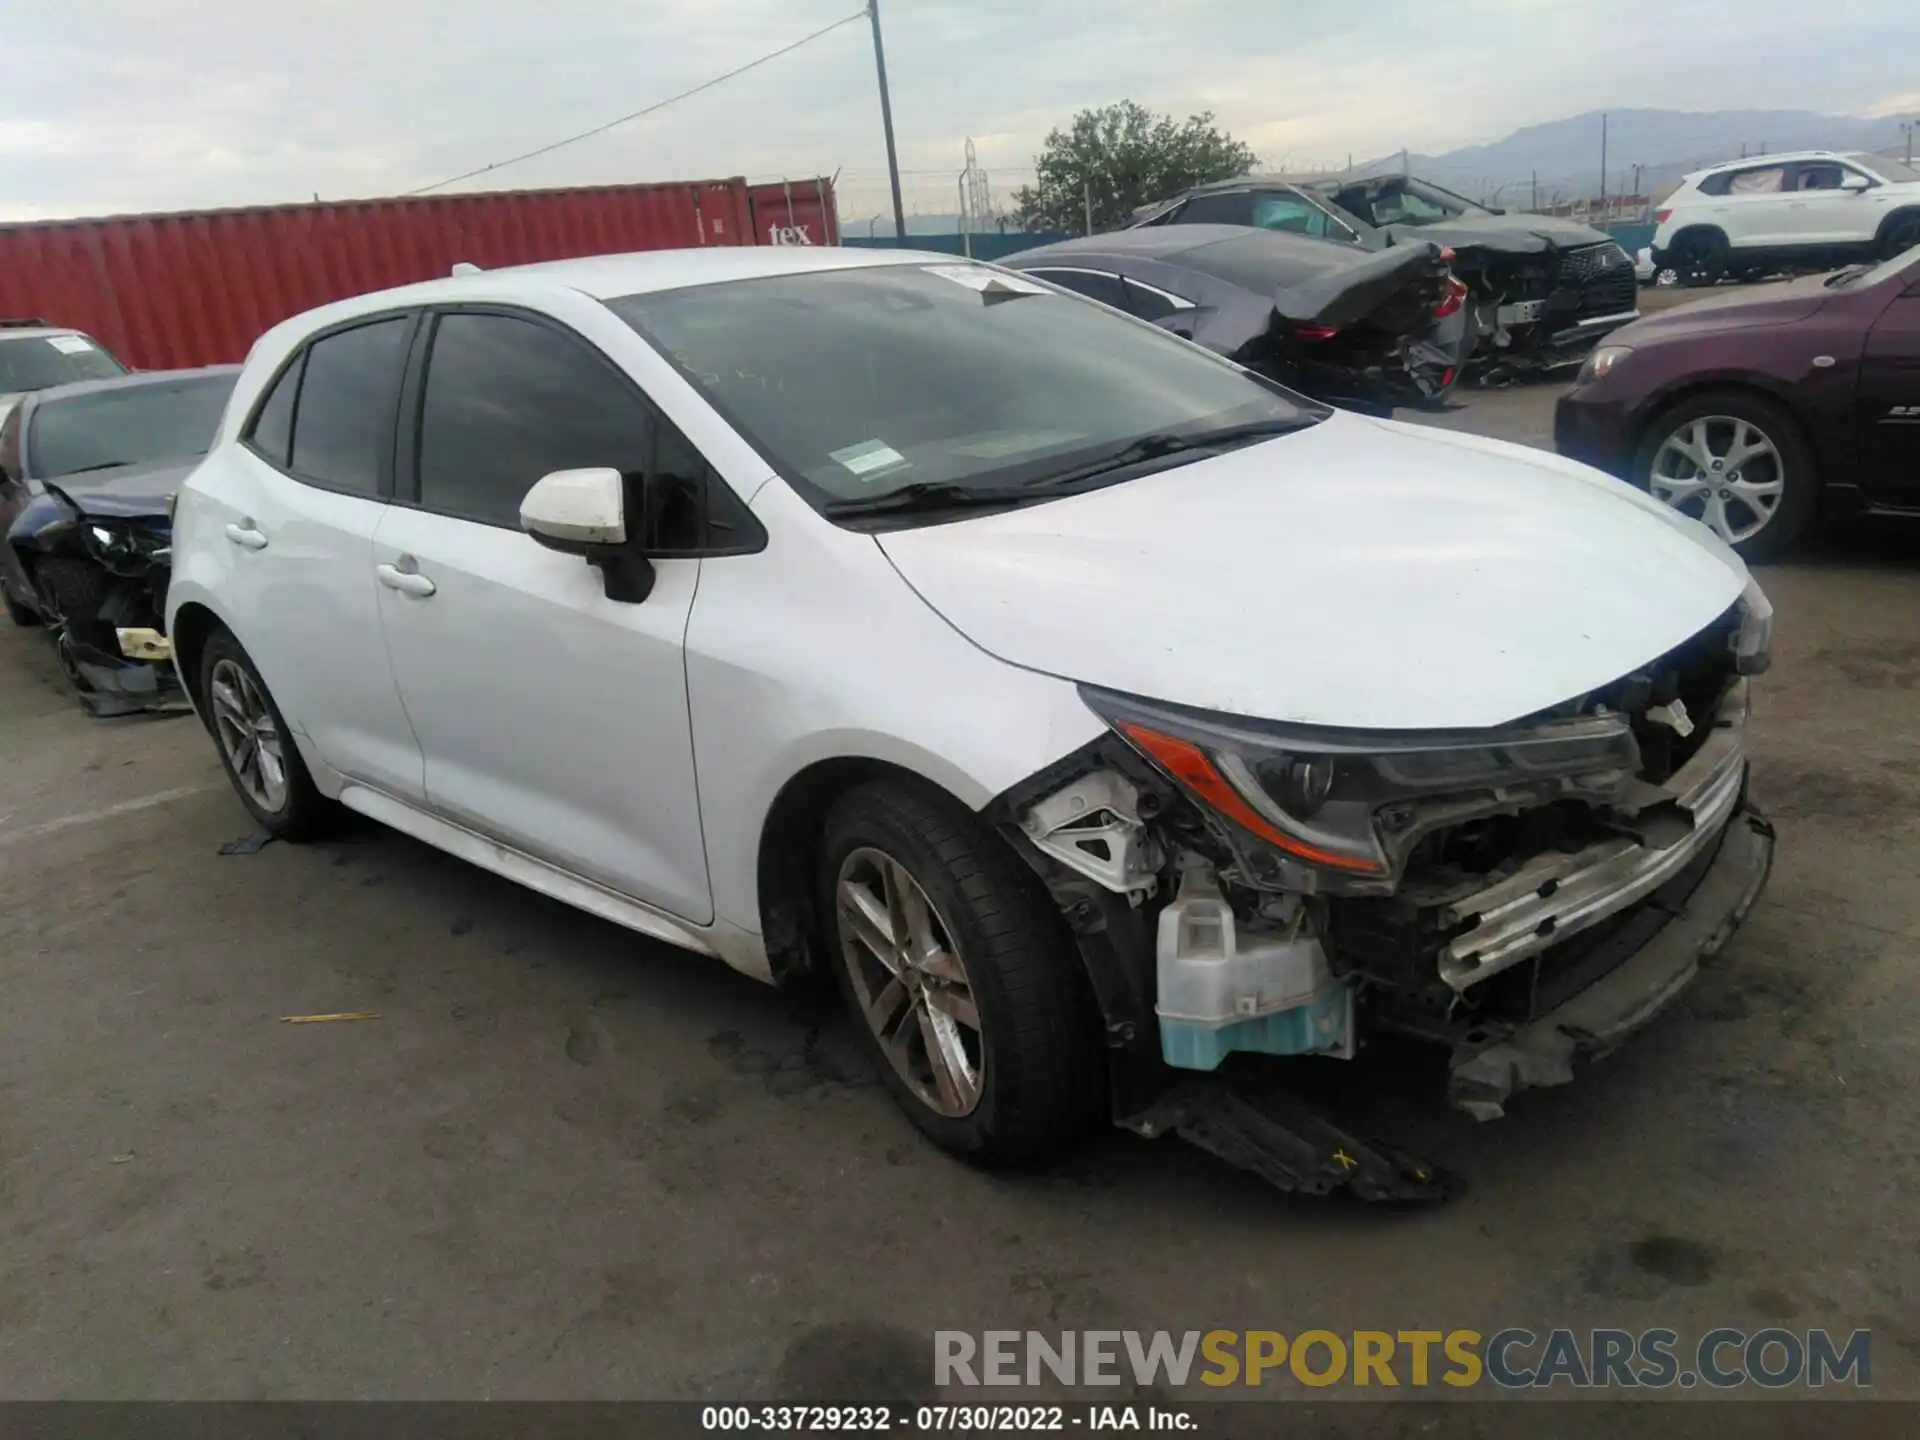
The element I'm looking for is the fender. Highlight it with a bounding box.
[6,483,81,555]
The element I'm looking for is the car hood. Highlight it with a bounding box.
[875,413,1749,731]
[42,457,194,519]
[1605,275,1834,344]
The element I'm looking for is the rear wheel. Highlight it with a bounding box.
[199,628,330,838]
[1633,390,1816,560]
[820,778,1104,1166]
[1672,231,1727,287]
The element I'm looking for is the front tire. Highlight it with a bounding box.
[1633,390,1816,560]
[199,628,330,838]
[1881,212,1920,261]
[820,778,1104,1166]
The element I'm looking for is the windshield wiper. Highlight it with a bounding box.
[1023,418,1314,490]
[822,481,1037,519]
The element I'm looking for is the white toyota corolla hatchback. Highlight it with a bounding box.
[167,246,1775,1197]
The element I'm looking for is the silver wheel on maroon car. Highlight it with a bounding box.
[1647,415,1786,546]
[834,845,984,1118]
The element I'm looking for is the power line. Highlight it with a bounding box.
[403,8,870,196]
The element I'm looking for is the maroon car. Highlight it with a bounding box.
[1555,245,1920,559]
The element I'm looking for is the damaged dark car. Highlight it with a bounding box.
[1002,225,1472,415]
[1131,176,1640,381]
[0,366,238,714]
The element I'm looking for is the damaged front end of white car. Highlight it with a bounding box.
[988,585,1776,1202]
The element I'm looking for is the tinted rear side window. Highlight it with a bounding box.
[1122,279,1183,322]
[416,312,654,528]
[1176,192,1254,226]
[289,318,408,496]
[1025,268,1128,308]
[245,352,303,469]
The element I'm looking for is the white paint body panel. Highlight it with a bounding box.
[168,244,1760,987]
[876,411,1751,731]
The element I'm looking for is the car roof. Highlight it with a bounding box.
[21,364,240,408]
[1011,224,1348,266]
[1692,150,1865,176]
[247,245,981,353]
[0,325,89,343]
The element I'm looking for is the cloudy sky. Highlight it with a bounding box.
[1,0,1914,224]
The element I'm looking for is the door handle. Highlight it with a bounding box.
[376,561,437,598]
[224,522,269,551]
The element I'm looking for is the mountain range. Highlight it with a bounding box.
[1332,108,1913,203]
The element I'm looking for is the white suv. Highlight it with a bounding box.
[166,247,1775,1193]
[1652,150,1920,284]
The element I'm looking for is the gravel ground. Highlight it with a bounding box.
[2,374,1917,1417]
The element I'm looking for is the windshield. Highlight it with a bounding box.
[611,263,1320,509]
[0,334,125,394]
[27,374,236,479]
[1852,153,1920,184]
[1346,178,1489,226]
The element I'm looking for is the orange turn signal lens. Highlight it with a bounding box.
[1118,723,1383,874]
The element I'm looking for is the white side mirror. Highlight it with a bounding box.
[1841,174,1872,193]
[520,467,626,549]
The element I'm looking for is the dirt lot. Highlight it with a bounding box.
[3,378,1919,1410]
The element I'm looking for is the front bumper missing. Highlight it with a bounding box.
[1449,803,1774,1120]
[1441,704,1749,990]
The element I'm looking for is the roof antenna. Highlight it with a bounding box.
[450,262,483,276]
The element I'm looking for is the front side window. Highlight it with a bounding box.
[289,318,409,496]
[27,374,236,479]
[1251,193,1335,238]
[1795,163,1847,191]
[416,312,654,528]
[1024,268,1127,308]
[1175,192,1254,226]
[0,334,125,394]
[612,263,1319,510]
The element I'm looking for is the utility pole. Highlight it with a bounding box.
[1598,112,1608,216]
[866,0,906,241]
[1083,180,1093,236]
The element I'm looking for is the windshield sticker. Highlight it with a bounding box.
[830,440,909,480]
[46,335,94,354]
[921,264,1050,296]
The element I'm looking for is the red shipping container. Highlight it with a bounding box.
[0,175,837,371]
[747,179,841,248]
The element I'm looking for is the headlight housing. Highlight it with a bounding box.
[81,519,171,576]
[1082,686,1639,895]
[1576,345,1633,385]
[1730,577,1773,675]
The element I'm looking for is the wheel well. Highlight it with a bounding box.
[755,756,962,988]
[1875,207,1920,243]
[1667,224,1727,252]
[169,602,225,723]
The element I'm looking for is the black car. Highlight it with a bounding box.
[1132,176,1639,378]
[1002,225,1472,415]
[0,366,239,714]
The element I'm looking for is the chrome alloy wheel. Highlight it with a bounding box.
[1649,415,1786,545]
[834,846,984,1117]
[208,657,289,813]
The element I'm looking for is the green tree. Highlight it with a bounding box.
[1012,101,1259,234]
